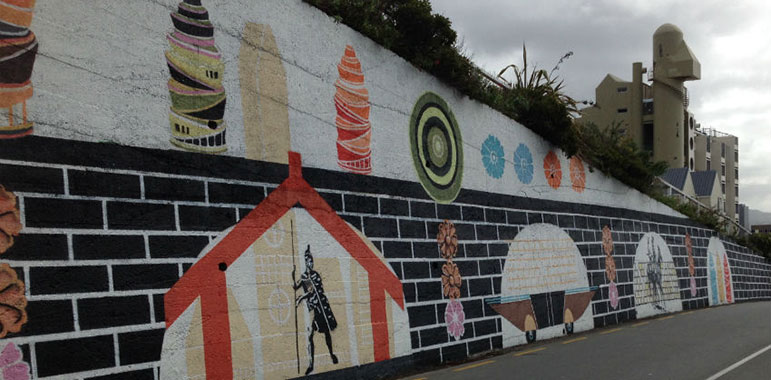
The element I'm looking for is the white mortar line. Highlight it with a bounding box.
[7,258,198,268]
[143,235,150,259]
[102,200,108,230]
[30,342,38,379]
[28,289,166,302]
[139,174,145,199]
[62,168,69,195]
[72,298,80,331]
[66,234,74,261]
[19,227,215,236]
[17,195,25,230]
[114,332,120,366]
[36,362,159,380]
[148,294,156,324]
[173,204,180,231]
[107,265,114,292]
[7,322,166,346]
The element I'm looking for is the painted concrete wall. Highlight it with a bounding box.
[0,1,769,379]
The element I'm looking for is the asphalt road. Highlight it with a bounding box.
[403,301,771,380]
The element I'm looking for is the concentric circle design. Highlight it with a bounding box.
[409,92,463,203]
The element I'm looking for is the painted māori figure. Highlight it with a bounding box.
[165,0,227,153]
[0,0,38,138]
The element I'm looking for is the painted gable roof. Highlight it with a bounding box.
[660,167,689,190]
[692,170,718,196]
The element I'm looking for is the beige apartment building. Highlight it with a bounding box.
[580,23,741,222]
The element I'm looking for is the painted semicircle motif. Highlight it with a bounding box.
[632,233,682,319]
[706,237,734,306]
[488,223,595,347]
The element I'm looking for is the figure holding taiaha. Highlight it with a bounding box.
[294,245,338,375]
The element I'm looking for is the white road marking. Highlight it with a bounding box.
[705,343,771,380]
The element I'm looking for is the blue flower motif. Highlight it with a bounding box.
[481,135,505,179]
[513,143,533,184]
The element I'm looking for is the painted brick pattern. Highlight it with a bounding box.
[0,144,769,378]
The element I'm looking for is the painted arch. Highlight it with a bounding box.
[632,233,682,319]
[706,237,734,305]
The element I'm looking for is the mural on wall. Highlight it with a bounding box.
[543,151,562,190]
[0,0,38,139]
[602,226,619,309]
[437,220,465,340]
[238,22,290,164]
[488,224,595,345]
[165,0,228,153]
[334,45,373,175]
[632,233,682,318]
[513,143,533,184]
[569,156,586,193]
[0,341,29,380]
[685,233,697,296]
[160,153,408,380]
[409,92,464,203]
[481,135,505,179]
[706,237,734,305]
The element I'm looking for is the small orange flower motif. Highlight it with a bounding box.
[437,220,458,260]
[685,233,695,276]
[441,261,462,299]
[569,156,586,193]
[0,264,27,338]
[0,186,22,255]
[543,151,562,189]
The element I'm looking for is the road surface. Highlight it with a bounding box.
[403,301,771,380]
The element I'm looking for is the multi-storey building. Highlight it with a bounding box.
[579,23,741,223]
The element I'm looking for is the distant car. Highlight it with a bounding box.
[487,287,596,343]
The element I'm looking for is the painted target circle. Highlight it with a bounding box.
[409,92,463,203]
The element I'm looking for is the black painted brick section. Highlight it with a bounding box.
[382,241,412,259]
[488,243,509,257]
[153,294,165,323]
[467,338,492,355]
[179,205,236,231]
[469,278,493,296]
[73,235,146,260]
[411,201,436,218]
[0,163,64,193]
[0,233,68,261]
[437,204,461,220]
[558,214,575,228]
[420,326,448,347]
[485,208,506,223]
[107,202,175,230]
[341,214,362,230]
[442,342,468,362]
[408,305,436,328]
[112,264,179,291]
[403,262,430,280]
[149,235,210,258]
[463,243,488,258]
[542,213,557,225]
[527,212,543,224]
[30,266,108,295]
[380,198,409,216]
[453,223,475,241]
[207,182,264,205]
[35,335,115,377]
[78,296,151,330]
[474,319,497,337]
[17,300,74,336]
[476,224,498,240]
[416,281,442,302]
[399,219,427,239]
[462,299,484,319]
[318,192,343,212]
[344,194,378,214]
[69,170,141,199]
[461,206,485,221]
[119,328,165,365]
[412,242,439,259]
[479,259,501,275]
[507,211,527,225]
[498,225,518,240]
[24,198,103,229]
[144,176,205,202]
[363,217,398,238]
[403,283,416,303]
[86,369,155,380]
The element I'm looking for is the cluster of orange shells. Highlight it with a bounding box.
[0,186,26,338]
[602,225,616,282]
[437,220,462,299]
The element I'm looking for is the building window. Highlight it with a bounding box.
[689,137,694,150]
[721,143,726,158]
[721,164,725,176]
[643,100,654,115]
[690,158,694,170]
[707,138,711,152]
[735,151,738,162]
[722,182,726,194]
[617,108,628,113]
[643,122,654,152]
[735,168,738,179]
[706,159,711,171]
[617,87,628,93]
[735,185,738,197]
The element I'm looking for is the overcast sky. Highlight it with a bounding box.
[430,0,771,213]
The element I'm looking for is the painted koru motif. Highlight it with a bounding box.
[632,233,682,319]
[409,92,463,203]
[706,237,734,306]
